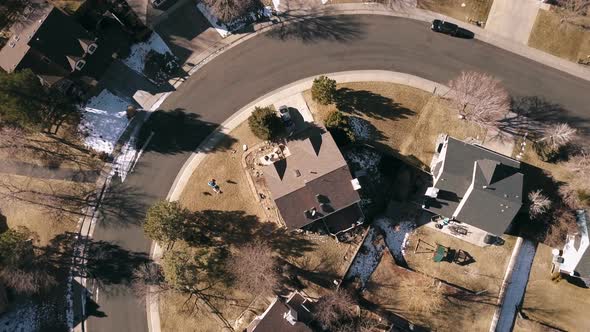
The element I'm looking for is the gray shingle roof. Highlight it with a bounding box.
[575,210,590,277]
[424,137,523,236]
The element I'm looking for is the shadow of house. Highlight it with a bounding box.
[136,109,237,155]
[263,128,364,235]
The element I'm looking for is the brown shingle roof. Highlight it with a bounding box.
[264,131,361,229]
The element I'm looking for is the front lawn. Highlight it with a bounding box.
[418,0,494,23]
[521,243,590,331]
[404,225,516,295]
[303,82,485,170]
[528,9,590,63]
[364,250,497,332]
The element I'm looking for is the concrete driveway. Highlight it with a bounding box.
[486,0,541,44]
[153,0,222,63]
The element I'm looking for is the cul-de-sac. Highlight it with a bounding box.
[0,0,589,331]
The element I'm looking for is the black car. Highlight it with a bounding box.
[431,19,459,36]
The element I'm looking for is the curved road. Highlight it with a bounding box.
[88,15,590,332]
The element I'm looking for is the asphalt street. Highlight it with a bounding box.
[87,14,590,332]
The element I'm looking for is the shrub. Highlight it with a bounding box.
[248,106,283,140]
[545,208,578,247]
[144,51,179,85]
[324,110,355,145]
[203,0,258,23]
[311,76,337,105]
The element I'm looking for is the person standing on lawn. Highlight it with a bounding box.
[208,179,221,194]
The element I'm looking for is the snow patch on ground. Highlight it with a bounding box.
[122,32,172,74]
[349,116,372,141]
[197,3,272,38]
[375,218,415,263]
[79,89,133,154]
[345,228,385,286]
[496,239,537,331]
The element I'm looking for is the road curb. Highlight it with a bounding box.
[166,70,449,201]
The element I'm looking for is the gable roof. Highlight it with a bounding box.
[247,293,313,332]
[0,3,94,84]
[424,137,523,235]
[264,130,361,229]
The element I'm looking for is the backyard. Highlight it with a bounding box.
[404,225,517,296]
[303,82,485,170]
[528,9,590,63]
[364,250,497,332]
[164,121,362,332]
[521,243,590,331]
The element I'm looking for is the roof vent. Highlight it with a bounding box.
[283,309,297,325]
[294,169,301,177]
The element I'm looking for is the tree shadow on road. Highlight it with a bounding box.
[499,96,590,139]
[137,109,237,155]
[266,10,366,43]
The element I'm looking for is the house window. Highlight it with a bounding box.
[87,43,98,55]
[75,60,86,71]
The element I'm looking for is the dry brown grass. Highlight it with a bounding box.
[365,250,496,332]
[304,82,485,169]
[521,243,590,332]
[0,174,90,245]
[418,0,494,23]
[528,9,590,62]
[178,122,265,218]
[404,225,516,295]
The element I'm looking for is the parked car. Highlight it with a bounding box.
[431,19,459,36]
[278,105,296,135]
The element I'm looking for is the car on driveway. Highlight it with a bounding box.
[431,19,459,36]
[278,105,296,135]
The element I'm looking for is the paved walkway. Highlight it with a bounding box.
[491,238,537,332]
[486,0,542,44]
[0,160,99,183]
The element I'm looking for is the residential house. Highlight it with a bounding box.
[263,130,363,235]
[553,210,590,286]
[0,2,100,91]
[246,292,314,332]
[422,135,524,246]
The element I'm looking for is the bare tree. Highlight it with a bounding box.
[202,0,258,23]
[447,71,510,129]
[539,123,577,149]
[398,275,444,313]
[556,0,590,29]
[227,242,278,294]
[564,151,590,176]
[545,208,578,247]
[314,290,357,331]
[131,262,166,301]
[528,190,552,218]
